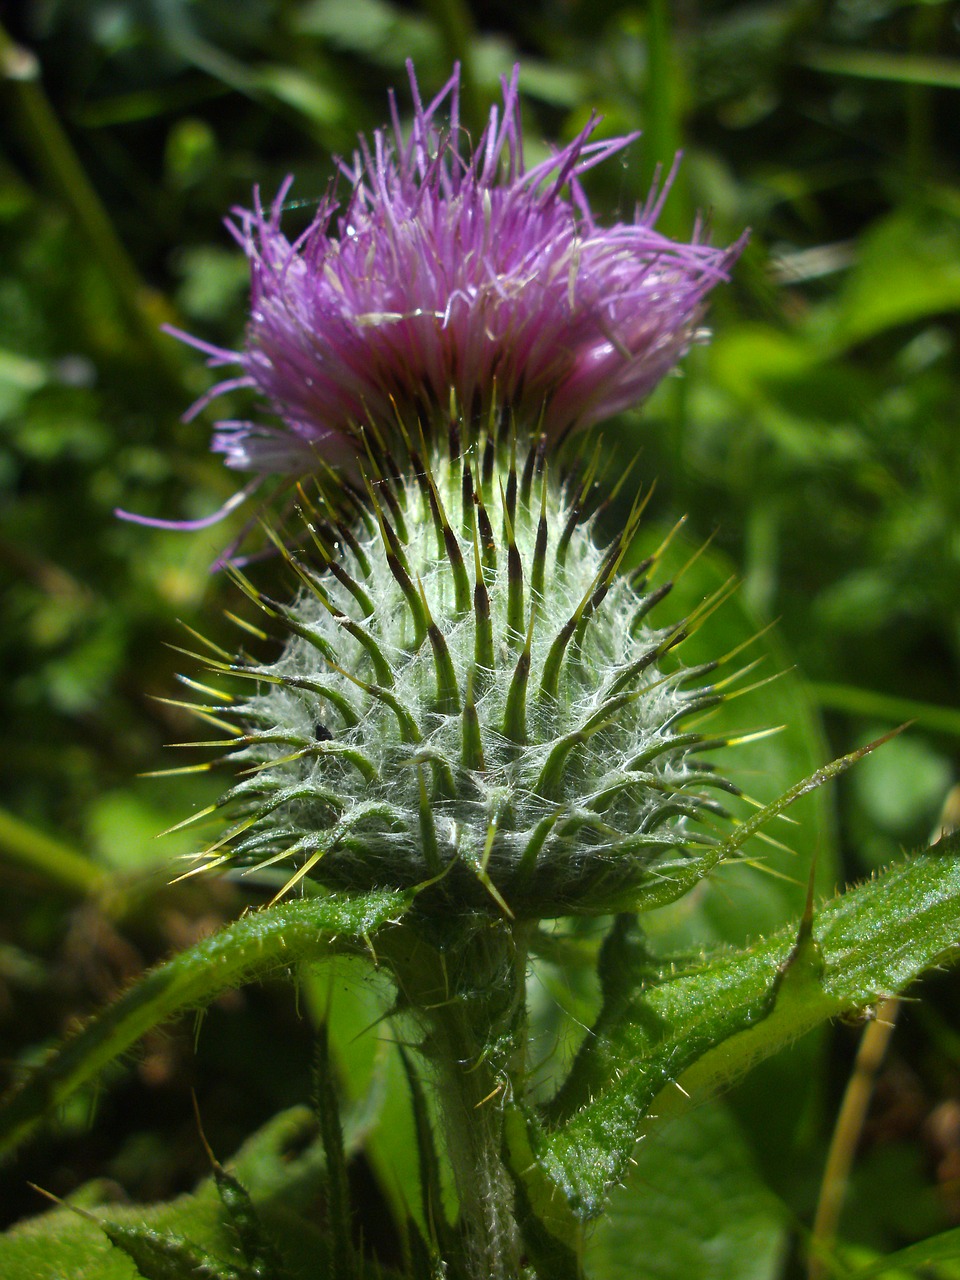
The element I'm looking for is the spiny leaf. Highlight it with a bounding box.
[193,1104,293,1280]
[844,1224,960,1279]
[502,1106,584,1279]
[423,460,471,614]
[419,580,460,714]
[461,670,485,771]
[555,440,602,569]
[623,730,905,914]
[459,459,476,542]
[502,484,525,644]
[320,549,376,618]
[504,427,518,527]
[537,557,609,701]
[364,476,426,645]
[530,469,549,601]
[537,833,960,1220]
[472,532,494,675]
[100,1220,236,1280]
[400,427,444,554]
[475,489,496,576]
[417,763,441,876]
[518,428,544,507]
[331,666,421,743]
[535,728,588,800]
[281,675,361,728]
[0,891,410,1160]
[605,630,687,697]
[25,1187,239,1280]
[629,580,673,634]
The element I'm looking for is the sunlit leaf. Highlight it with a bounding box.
[586,1102,786,1280]
[535,836,960,1220]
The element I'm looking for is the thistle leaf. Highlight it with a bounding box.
[1,1108,331,1280]
[209,1162,291,1280]
[502,1105,584,1280]
[97,1221,239,1280]
[536,834,960,1220]
[585,1101,786,1280]
[0,890,410,1160]
[397,1047,452,1255]
[844,1224,960,1279]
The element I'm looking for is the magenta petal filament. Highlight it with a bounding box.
[174,63,746,484]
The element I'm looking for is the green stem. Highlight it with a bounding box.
[808,997,900,1280]
[0,806,105,898]
[812,681,960,738]
[0,21,177,371]
[385,919,530,1279]
[642,0,687,238]
[431,998,522,1278]
[799,44,960,91]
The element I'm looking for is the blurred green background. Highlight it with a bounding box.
[1,0,960,1275]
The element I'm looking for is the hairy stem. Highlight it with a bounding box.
[384,917,531,1279]
[430,994,522,1278]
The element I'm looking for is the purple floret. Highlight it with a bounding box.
[173,63,745,480]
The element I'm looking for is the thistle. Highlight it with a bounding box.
[166,64,746,1279]
[3,41,958,1280]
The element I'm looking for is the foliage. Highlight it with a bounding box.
[1,1,959,1277]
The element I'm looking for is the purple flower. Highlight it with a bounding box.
[171,63,745,482]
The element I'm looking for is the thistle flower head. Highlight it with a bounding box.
[164,67,750,924]
[177,429,741,919]
[173,63,744,484]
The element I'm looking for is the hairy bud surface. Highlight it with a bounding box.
[190,426,733,920]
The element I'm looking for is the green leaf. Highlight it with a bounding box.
[626,529,839,947]
[252,65,344,127]
[0,890,410,1159]
[303,957,426,1238]
[397,1046,452,1254]
[537,836,960,1220]
[294,0,440,69]
[0,349,46,421]
[845,1226,960,1279]
[503,1104,586,1280]
[585,1101,786,1280]
[0,1107,333,1280]
[829,208,960,348]
[812,683,960,743]
[626,732,886,922]
[532,530,843,1215]
[801,45,960,91]
[207,1151,292,1280]
[93,1221,235,1280]
[0,804,105,897]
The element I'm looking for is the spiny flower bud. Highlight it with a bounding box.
[180,420,737,919]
